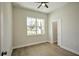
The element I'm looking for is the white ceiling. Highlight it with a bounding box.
[13,2,68,14]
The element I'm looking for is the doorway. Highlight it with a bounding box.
[52,19,62,46]
[52,21,58,44]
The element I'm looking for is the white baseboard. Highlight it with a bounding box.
[60,45,79,55]
[13,41,48,49]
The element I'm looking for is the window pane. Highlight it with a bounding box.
[37,19,45,34]
[27,30,36,35]
[27,17,36,26]
[37,27,41,34]
[37,19,44,26]
[37,19,41,26]
[27,17,36,35]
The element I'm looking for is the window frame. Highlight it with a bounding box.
[26,16,45,36]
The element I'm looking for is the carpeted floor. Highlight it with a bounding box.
[12,42,78,56]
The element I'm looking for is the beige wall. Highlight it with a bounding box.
[13,6,48,48]
[48,2,79,54]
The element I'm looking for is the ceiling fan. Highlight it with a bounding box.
[36,2,49,8]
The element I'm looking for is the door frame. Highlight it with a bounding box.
[0,3,4,56]
[51,18,62,46]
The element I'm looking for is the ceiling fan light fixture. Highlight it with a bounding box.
[42,3,45,6]
[37,2,49,8]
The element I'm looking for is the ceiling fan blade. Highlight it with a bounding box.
[44,2,48,3]
[36,2,48,3]
[37,4,42,8]
[45,4,48,8]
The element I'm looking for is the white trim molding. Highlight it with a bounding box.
[13,41,48,49]
[60,45,79,55]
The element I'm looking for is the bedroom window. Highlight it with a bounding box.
[27,16,45,36]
